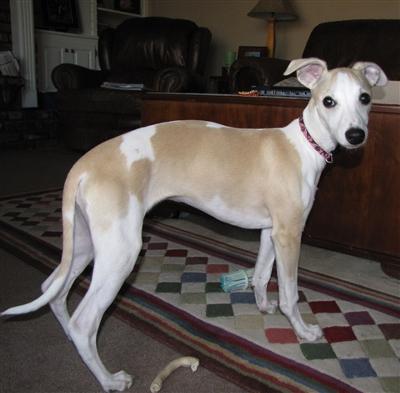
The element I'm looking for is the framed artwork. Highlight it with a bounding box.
[238,46,268,59]
[42,0,79,30]
[114,0,141,14]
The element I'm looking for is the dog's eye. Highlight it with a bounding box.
[323,96,336,108]
[360,93,371,105]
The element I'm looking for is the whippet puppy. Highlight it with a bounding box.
[2,58,387,392]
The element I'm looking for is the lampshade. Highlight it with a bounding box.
[248,0,297,21]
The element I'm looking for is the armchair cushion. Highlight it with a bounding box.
[99,17,211,88]
[55,16,211,92]
[154,67,204,92]
[110,18,195,69]
[303,20,400,80]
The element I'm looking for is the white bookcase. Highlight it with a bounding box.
[35,0,98,93]
[35,0,148,93]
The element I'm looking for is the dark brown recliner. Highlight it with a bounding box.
[52,17,211,150]
[229,20,400,92]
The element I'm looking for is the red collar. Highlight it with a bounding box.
[299,115,333,163]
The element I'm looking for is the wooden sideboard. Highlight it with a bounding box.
[141,93,400,277]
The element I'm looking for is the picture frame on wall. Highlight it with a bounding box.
[114,0,141,14]
[42,0,80,31]
[238,46,268,59]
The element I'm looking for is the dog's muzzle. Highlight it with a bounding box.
[345,128,366,145]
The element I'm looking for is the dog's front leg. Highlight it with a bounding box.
[252,228,277,314]
[272,227,322,341]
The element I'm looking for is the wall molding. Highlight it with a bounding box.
[10,0,37,108]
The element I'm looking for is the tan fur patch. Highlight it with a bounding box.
[150,121,303,222]
[69,136,151,231]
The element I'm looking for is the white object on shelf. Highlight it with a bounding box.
[101,82,146,90]
[0,51,20,76]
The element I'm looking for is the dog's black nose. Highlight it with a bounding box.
[345,128,366,145]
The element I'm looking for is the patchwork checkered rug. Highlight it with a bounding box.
[0,190,399,393]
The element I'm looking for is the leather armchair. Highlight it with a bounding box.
[229,20,400,92]
[52,17,211,150]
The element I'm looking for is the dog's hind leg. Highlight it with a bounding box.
[41,205,94,337]
[67,199,143,392]
[253,228,277,314]
[272,218,322,341]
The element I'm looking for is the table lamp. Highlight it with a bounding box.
[248,0,297,57]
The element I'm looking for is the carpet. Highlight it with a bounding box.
[0,190,399,393]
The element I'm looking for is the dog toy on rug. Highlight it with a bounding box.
[150,357,199,392]
[220,268,255,292]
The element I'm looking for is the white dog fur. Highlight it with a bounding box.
[1,58,387,392]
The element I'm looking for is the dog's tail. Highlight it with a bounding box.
[1,166,83,317]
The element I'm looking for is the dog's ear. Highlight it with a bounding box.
[352,62,388,87]
[284,58,327,89]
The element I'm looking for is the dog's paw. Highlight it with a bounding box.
[263,300,278,314]
[254,290,278,314]
[297,323,323,342]
[102,370,133,392]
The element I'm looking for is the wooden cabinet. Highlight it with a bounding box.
[141,93,400,277]
[35,30,98,92]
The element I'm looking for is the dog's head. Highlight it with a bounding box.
[284,58,387,149]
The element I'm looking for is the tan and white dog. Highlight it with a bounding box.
[2,58,387,392]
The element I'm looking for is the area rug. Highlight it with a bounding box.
[0,190,399,393]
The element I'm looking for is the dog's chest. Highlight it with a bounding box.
[281,121,325,214]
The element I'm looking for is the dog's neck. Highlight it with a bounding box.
[302,101,337,155]
[298,114,333,163]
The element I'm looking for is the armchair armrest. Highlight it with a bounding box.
[154,67,206,93]
[52,64,109,91]
[98,27,115,71]
[229,58,290,92]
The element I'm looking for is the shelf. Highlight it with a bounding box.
[97,7,141,17]
[35,28,97,40]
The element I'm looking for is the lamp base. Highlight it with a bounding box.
[266,18,276,57]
